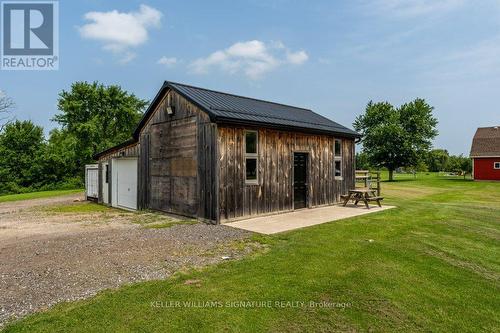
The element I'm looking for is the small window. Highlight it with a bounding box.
[105,164,109,184]
[246,131,257,154]
[335,160,342,177]
[494,162,500,169]
[335,139,342,157]
[246,158,257,181]
[245,131,258,184]
[334,139,342,179]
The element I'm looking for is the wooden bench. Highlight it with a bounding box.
[342,190,383,209]
[366,196,384,207]
[340,194,355,203]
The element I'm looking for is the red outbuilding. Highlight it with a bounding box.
[470,126,500,181]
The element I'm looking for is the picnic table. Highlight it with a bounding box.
[341,189,383,209]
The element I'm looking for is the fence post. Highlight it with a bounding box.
[376,171,381,196]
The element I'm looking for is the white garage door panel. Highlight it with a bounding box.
[114,159,138,210]
[85,165,99,199]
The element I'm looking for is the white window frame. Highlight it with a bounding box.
[334,139,343,180]
[494,162,500,170]
[245,130,259,185]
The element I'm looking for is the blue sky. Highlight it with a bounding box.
[1,0,500,155]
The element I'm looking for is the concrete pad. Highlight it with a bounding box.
[225,204,396,234]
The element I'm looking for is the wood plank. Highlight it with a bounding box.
[219,127,227,220]
[234,128,243,217]
[215,125,356,222]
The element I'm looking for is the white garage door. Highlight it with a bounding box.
[113,159,138,210]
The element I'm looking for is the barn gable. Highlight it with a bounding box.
[470,126,500,157]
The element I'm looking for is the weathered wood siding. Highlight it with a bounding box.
[197,122,219,222]
[136,89,216,219]
[218,126,355,221]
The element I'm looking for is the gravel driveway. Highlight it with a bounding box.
[0,194,252,327]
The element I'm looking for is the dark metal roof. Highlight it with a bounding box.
[164,81,360,138]
[96,81,360,159]
[470,126,500,157]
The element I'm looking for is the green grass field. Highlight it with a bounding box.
[0,189,83,203]
[2,174,499,332]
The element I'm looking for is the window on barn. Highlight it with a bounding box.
[335,139,342,157]
[245,131,258,184]
[494,162,500,169]
[334,139,342,180]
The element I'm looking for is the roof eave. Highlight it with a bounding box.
[132,81,361,140]
[470,155,500,158]
[92,138,137,160]
[215,117,361,139]
[166,82,218,122]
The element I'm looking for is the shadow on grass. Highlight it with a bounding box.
[381,179,417,183]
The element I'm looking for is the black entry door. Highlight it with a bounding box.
[293,153,308,209]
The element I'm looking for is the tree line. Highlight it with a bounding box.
[0,83,472,195]
[0,82,146,195]
[356,149,472,175]
[354,99,471,179]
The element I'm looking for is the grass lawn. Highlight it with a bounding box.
[43,202,113,213]
[3,174,499,332]
[0,189,83,203]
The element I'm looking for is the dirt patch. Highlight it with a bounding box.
[0,192,84,214]
[0,195,251,327]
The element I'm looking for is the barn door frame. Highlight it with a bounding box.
[292,151,310,210]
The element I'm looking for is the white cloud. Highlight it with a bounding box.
[286,50,309,65]
[79,4,162,62]
[365,0,465,18]
[157,56,178,67]
[189,40,308,79]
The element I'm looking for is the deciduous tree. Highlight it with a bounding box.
[0,120,45,192]
[354,99,438,181]
[446,154,472,178]
[0,89,14,131]
[54,82,147,168]
[426,149,449,172]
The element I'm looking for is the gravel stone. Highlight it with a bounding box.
[0,194,251,327]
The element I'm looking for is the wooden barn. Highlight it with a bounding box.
[93,81,361,224]
[470,126,500,181]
